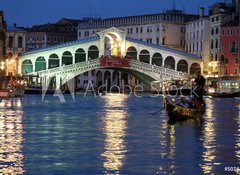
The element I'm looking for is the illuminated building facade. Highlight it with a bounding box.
[220,21,240,76]
[185,7,210,74]
[6,24,27,76]
[25,18,79,51]
[76,10,199,89]
[208,2,234,76]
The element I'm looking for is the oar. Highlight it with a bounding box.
[151,107,165,115]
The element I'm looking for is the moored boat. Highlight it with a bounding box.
[0,89,10,98]
[206,79,240,98]
[164,97,206,121]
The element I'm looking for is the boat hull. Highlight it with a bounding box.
[208,91,240,98]
[164,97,205,121]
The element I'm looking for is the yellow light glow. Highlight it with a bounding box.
[101,94,128,173]
[200,98,217,174]
[0,99,24,174]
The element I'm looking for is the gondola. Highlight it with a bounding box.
[164,96,206,121]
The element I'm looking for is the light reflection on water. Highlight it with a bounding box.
[235,102,240,161]
[101,94,128,174]
[200,98,218,174]
[158,118,176,175]
[0,99,24,175]
[0,95,239,174]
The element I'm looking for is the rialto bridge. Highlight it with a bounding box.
[20,27,202,89]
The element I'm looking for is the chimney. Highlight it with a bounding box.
[13,23,16,27]
[200,7,205,18]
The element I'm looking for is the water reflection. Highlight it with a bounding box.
[158,118,176,174]
[200,98,218,174]
[0,99,24,175]
[235,101,240,161]
[101,94,128,174]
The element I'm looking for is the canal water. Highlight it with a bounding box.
[0,94,239,175]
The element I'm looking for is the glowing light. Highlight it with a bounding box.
[208,87,215,94]
[101,94,128,174]
[0,99,24,174]
[200,98,218,174]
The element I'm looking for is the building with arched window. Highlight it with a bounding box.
[25,18,79,52]
[208,2,234,76]
[185,7,210,75]
[220,21,240,77]
[6,24,26,76]
[77,10,200,51]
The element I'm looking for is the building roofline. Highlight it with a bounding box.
[126,37,201,60]
[22,35,99,56]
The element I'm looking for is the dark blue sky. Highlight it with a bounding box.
[1,0,219,27]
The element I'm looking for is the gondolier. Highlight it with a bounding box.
[194,71,205,103]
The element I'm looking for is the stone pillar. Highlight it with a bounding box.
[59,55,62,67]
[174,58,178,71]
[188,62,192,75]
[98,33,105,57]
[137,51,140,61]
[55,76,61,90]
[149,53,153,65]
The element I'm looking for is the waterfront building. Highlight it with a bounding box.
[208,2,235,76]
[0,11,7,63]
[185,7,210,74]
[220,20,240,77]
[6,24,27,76]
[25,18,79,51]
[77,10,199,89]
[78,10,199,50]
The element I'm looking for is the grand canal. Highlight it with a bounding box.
[0,94,239,174]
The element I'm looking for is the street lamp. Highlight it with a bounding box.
[0,61,5,71]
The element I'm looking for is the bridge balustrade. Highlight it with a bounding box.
[100,56,130,68]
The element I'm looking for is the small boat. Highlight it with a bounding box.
[164,97,206,121]
[0,89,11,98]
[209,91,240,98]
[0,88,24,98]
[206,79,240,98]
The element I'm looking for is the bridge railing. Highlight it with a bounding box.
[130,59,190,79]
[35,58,101,76]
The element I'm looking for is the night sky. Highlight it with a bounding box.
[1,0,219,27]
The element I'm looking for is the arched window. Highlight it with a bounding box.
[75,48,86,63]
[62,51,73,66]
[177,60,188,73]
[190,63,201,75]
[216,27,219,35]
[139,50,150,63]
[22,60,33,74]
[152,53,163,66]
[164,56,175,70]
[18,36,23,48]
[35,57,46,71]
[211,40,214,49]
[211,28,214,35]
[126,46,137,59]
[215,39,218,49]
[88,45,99,60]
[49,54,59,69]
[8,36,14,48]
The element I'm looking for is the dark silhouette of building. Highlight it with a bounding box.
[25,18,80,51]
[0,11,7,62]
